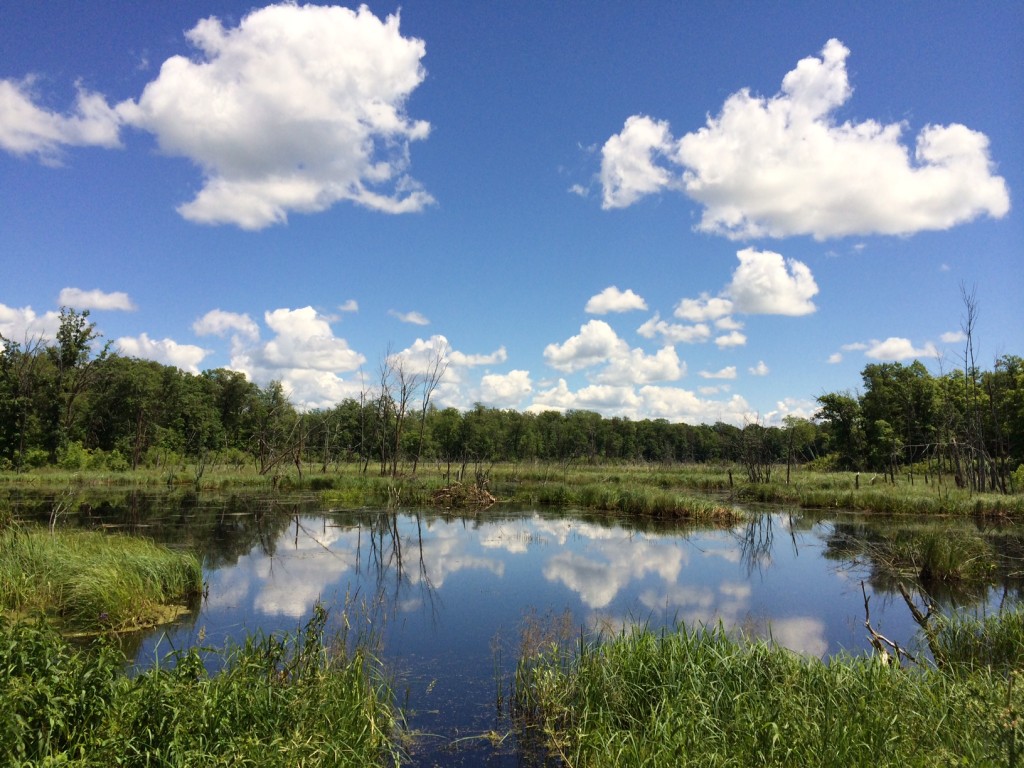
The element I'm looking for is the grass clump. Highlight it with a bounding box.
[514,622,1024,767]
[0,606,401,767]
[0,525,202,632]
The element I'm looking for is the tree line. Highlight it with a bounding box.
[1,309,1020,491]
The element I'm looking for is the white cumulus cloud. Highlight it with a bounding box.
[0,78,122,163]
[544,319,625,372]
[725,248,818,316]
[585,286,648,314]
[58,287,136,311]
[116,333,209,373]
[115,4,433,228]
[637,313,711,345]
[599,39,1009,239]
[748,361,770,376]
[389,309,430,326]
[865,337,939,361]
[714,331,747,348]
[593,345,684,386]
[480,370,533,408]
[699,366,737,380]
[0,303,62,343]
[674,293,733,322]
[192,309,260,341]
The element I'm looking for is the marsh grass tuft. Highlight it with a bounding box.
[514,621,1024,767]
[0,606,401,767]
[0,525,202,632]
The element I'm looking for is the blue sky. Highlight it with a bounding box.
[2,1,1020,425]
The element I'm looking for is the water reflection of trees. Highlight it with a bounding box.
[735,512,801,576]
[822,515,1024,608]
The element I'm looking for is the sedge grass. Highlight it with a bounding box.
[514,621,1024,767]
[0,606,400,767]
[5,461,1021,519]
[0,525,202,632]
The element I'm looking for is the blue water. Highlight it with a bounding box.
[128,507,1018,766]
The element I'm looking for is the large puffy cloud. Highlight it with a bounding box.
[585,286,649,315]
[58,287,136,312]
[725,248,818,316]
[545,320,683,386]
[544,319,626,372]
[192,309,260,341]
[600,39,1009,239]
[116,333,209,373]
[252,307,365,372]
[115,4,432,228]
[480,370,533,408]
[0,78,122,162]
[527,378,755,426]
[217,306,367,409]
[593,345,683,386]
[0,303,62,343]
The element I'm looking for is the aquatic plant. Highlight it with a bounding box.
[513,621,1024,766]
[0,526,202,632]
[0,607,400,767]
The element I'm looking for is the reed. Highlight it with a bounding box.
[0,606,400,767]
[514,622,1023,766]
[932,608,1024,671]
[0,526,202,632]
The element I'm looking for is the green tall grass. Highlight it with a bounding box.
[514,622,1023,767]
[0,526,202,632]
[0,606,400,767]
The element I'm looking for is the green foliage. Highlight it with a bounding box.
[0,610,400,767]
[515,622,1024,767]
[0,526,202,631]
[932,609,1024,672]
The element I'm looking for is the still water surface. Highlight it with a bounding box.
[21,491,1021,766]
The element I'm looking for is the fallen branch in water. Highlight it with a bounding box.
[862,581,917,666]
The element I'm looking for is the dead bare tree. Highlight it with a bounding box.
[411,338,449,475]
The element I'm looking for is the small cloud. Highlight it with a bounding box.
[637,313,711,344]
[58,287,136,312]
[714,316,744,331]
[674,293,733,322]
[449,346,508,367]
[338,299,359,313]
[865,337,939,361]
[569,183,589,197]
[940,263,951,272]
[585,286,648,314]
[389,309,429,326]
[940,330,966,344]
[714,331,747,348]
[748,361,769,376]
[841,342,868,352]
[192,309,260,341]
[699,366,737,380]
[827,353,843,364]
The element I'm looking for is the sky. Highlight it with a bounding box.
[1,1,1021,426]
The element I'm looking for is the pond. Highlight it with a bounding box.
[12,490,1024,766]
